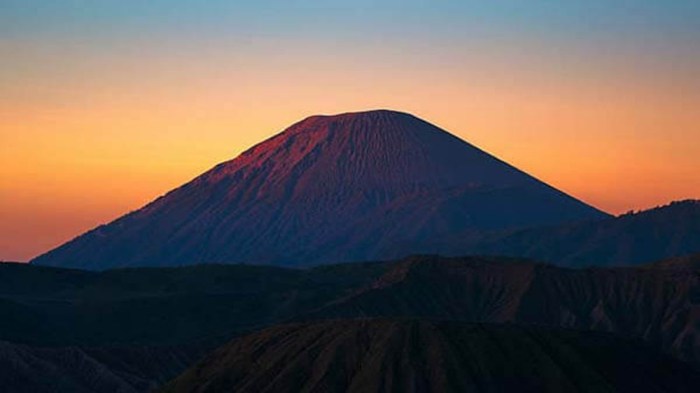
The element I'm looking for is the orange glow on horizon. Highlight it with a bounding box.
[1,42,698,261]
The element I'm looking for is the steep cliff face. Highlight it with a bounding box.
[160,320,700,393]
[32,110,606,270]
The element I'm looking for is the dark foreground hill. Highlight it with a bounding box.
[309,255,700,364]
[2,256,700,391]
[0,341,203,393]
[160,319,700,393]
[2,255,700,365]
[31,109,606,270]
[462,200,700,267]
[0,261,387,346]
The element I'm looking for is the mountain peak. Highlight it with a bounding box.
[32,111,607,269]
[297,108,416,123]
[282,109,426,138]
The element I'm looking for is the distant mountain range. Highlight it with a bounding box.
[453,199,700,266]
[31,110,607,270]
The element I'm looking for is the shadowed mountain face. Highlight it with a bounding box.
[308,255,700,364]
[31,110,607,270]
[0,261,388,346]
[462,200,700,267]
[160,319,700,393]
[0,341,203,393]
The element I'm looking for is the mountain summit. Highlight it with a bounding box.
[32,110,607,269]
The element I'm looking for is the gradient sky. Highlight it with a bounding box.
[1,1,699,261]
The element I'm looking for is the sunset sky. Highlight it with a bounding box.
[1,1,699,261]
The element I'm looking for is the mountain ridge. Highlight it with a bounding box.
[462,199,700,266]
[6,255,700,365]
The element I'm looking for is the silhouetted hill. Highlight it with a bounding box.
[160,319,700,393]
[0,261,388,346]
[32,110,606,270]
[0,341,203,393]
[2,256,700,366]
[307,255,700,364]
[459,200,700,266]
[646,253,700,271]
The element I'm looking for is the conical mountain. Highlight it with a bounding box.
[32,110,607,269]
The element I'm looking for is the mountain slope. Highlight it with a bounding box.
[464,200,700,266]
[0,261,388,346]
[160,319,700,393]
[0,341,203,393]
[3,256,700,365]
[647,252,700,271]
[31,110,606,269]
[306,255,700,364]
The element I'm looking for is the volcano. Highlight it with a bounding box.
[32,110,607,269]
